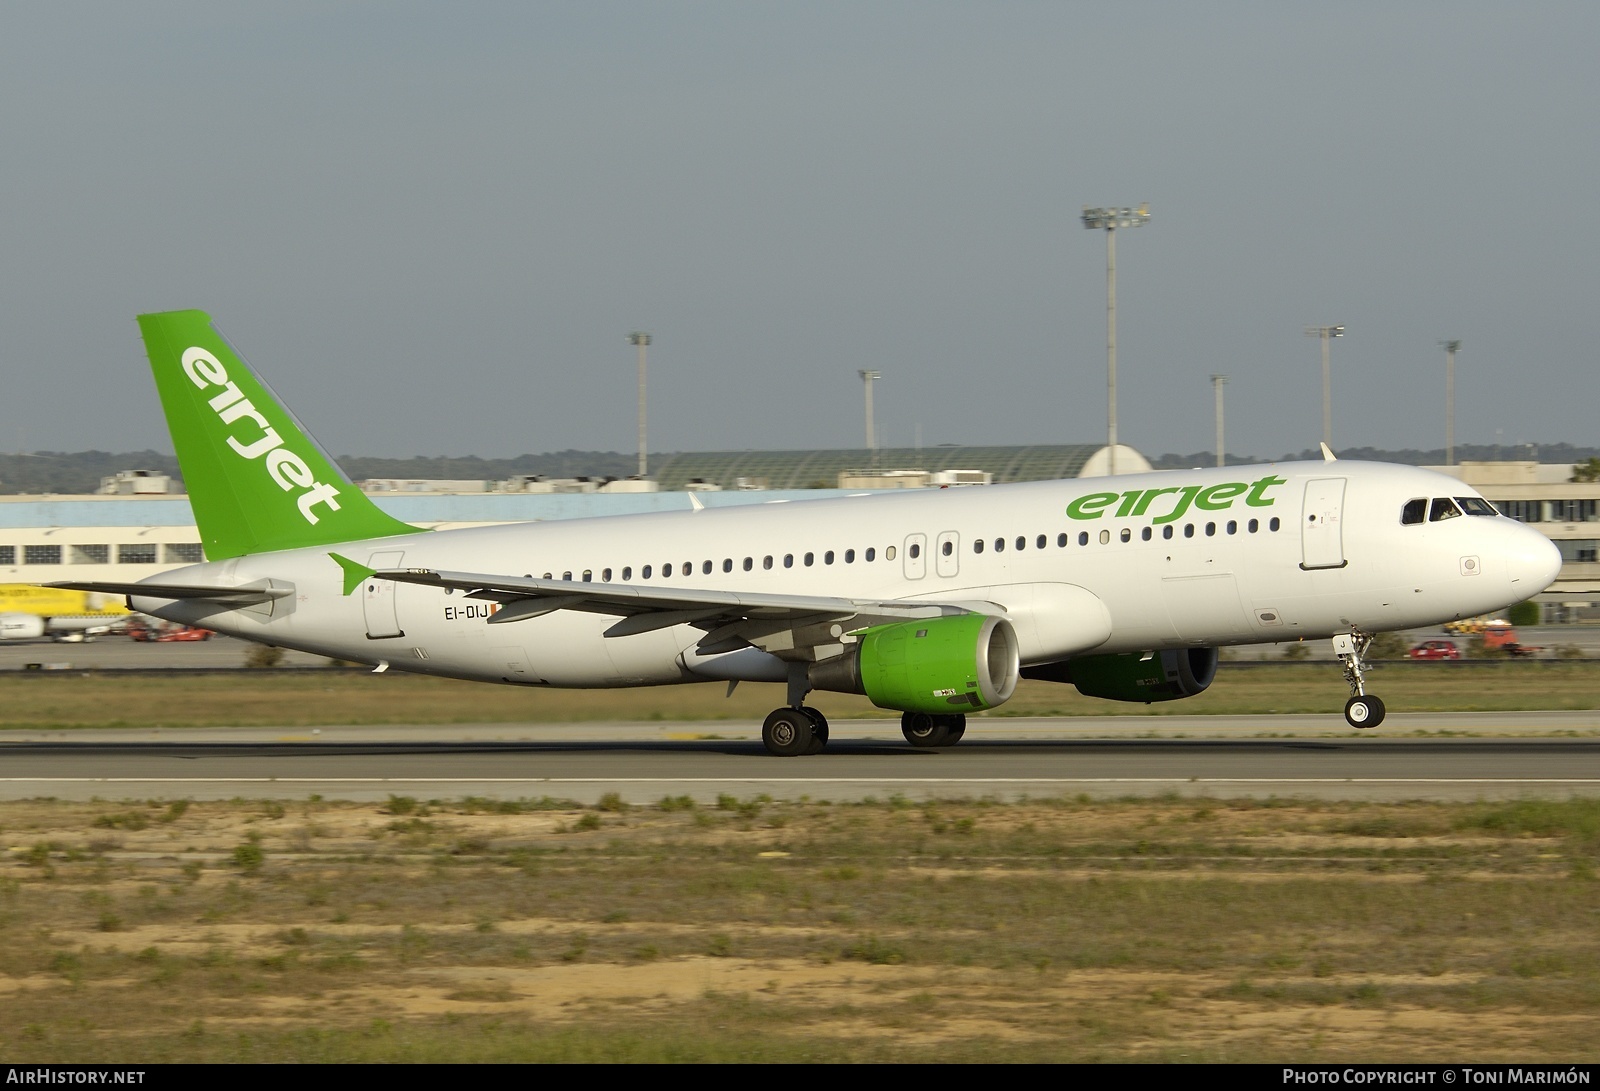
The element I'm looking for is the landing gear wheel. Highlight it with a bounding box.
[762,707,817,757]
[1343,694,1386,729]
[801,707,829,754]
[902,711,963,748]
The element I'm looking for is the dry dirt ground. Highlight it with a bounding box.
[1,794,1597,1062]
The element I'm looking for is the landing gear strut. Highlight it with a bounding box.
[1333,627,1386,729]
[901,711,967,748]
[761,665,830,756]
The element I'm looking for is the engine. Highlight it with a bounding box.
[809,614,1020,713]
[1024,647,1219,703]
[0,614,47,641]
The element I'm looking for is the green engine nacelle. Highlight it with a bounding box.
[809,614,1021,713]
[1025,647,1219,704]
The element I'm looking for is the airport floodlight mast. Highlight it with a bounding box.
[1081,204,1150,476]
[858,369,881,468]
[1440,339,1462,467]
[1211,374,1228,468]
[1304,325,1345,448]
[627,332,651,476]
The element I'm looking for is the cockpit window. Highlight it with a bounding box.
[1429,497,1463,522]
[1401,498,1426,525]
[1455,496,1499,517]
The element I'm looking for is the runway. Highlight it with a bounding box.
[2,713,1599,803]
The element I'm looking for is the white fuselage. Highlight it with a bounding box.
[131,462,1561,689]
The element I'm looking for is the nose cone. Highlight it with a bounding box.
[1506,524,1562,597]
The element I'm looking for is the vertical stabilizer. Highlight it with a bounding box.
[138,310,418,560]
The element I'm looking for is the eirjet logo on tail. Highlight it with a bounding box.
[180,346,343,525]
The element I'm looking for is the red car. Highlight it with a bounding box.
[1408,640,1460,660]
[127,620,213,642]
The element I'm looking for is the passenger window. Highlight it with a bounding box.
[1037,535,1047,549]
[1119,528,1131,543]
[994,538,1004,553]
[941,541,953,556]
[784,554,794,568]
[602,568,612,581]
[975,539,985,554]
[703,560,713,574]
[1079,531,1089,545]
[583,570,593,582]
[1163,526,1173,540]
[1226,521,1237,535]
[1016,536,1026,551]
[908,543,919,559]
[1057,533,1067,547]
[1430,497,1463,522]
[642,565,652,578]
[1205,523,1216,537]
[562,571,572,580]
[661,563,670,578]
[723,559,733,572]
[763,556,773,570]
[743,557,754,571]
[1099,529,1110,544]
[885,545,896,560]
[1141,527,1152,541]
[805,552,815,566]
[844,549,854,563]
[824,551,835,565]
[1184,524,1195,538]
[622,567,632,581]
[1401,498,1427,525]
[682,562,692,576]
[1248,519,1258,533]
[1270,517,1280,531]
[865,547,875,562]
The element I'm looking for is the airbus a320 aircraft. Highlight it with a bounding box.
[48,311,1562,755]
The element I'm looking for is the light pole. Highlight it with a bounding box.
[627,332,651,476]
[858,369,881,467]
[1082,204,1150,476]
[1440,339,1461,466]
[1211,374,1228,468]
[1304,325,1345,448]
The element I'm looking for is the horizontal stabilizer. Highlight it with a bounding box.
[44,580,292,606]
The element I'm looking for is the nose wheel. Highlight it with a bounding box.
[1334,628,1386,729]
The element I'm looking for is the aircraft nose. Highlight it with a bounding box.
[1506,524,1562,597]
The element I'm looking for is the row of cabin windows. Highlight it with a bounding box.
[534,517,1284,584]
[975,518,1281,553]
[0,544,205,566]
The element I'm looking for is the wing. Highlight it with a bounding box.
[374,567,984,658]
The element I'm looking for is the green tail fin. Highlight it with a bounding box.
[139,310,418,560]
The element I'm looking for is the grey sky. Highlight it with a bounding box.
[2,2,1595,462]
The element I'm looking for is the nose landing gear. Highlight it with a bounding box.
[1333,628,1386,729]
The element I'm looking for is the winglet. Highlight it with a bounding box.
[1320,442,1337,462]
[330,553,374,597]
[688,492,705,512]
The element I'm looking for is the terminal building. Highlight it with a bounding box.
[3,448,1596,614]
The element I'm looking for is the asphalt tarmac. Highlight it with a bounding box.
[2,712,1597,804]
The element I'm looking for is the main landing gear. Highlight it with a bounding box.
[1333,627,1386,729]
[761,664,832,756]
[901,711,967,748]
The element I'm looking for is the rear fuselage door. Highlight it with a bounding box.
[364,550,405,638]
[1300,478,1348,570]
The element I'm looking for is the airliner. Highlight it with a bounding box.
[0,584,130,642]
[47,311,1562,755]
